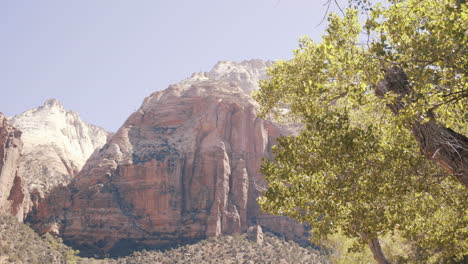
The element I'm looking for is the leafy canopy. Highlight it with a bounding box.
[254,0,467,262]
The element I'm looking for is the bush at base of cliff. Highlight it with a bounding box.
[0,214,81,264]
[106,232,328,264]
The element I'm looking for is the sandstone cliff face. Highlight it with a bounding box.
[31,60,309,256]
[10,99,109,199]
[0,113,28,220]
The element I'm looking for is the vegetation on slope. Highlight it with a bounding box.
[106,232,327,264]
[0,214,80,264]
[0,214,327,264]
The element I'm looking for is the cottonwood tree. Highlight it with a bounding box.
[368,0,467,186]
[255,1,467,263]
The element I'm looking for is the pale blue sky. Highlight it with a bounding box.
[2,0,348,131]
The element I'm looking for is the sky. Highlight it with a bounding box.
[1,0,349,132]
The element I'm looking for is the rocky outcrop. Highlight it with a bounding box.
[247,225,264,245]
[10,99,109,199]
[30,60,309,256]
[0,113,28,221]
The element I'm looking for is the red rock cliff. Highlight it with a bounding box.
[0,113,28,221]
[30,60,309,256]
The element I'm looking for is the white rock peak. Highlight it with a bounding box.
[139,59,273,113]
[10,99,109,195]
[43,98,64,108]
[189,59,273,95]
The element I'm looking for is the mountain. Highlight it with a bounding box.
[0,113,28,220]
[9,99,109,201]
[30,59,310,257]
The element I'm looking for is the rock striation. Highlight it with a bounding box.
[30,59,309,256]
[0,113,28,221]
[10,99,109,200]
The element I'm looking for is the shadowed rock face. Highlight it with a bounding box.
[30,60,309,257]
[0,113,28,221]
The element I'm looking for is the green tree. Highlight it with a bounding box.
[368,0,468,186]
[254,1,467,263]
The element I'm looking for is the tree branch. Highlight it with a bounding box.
[375,67,468,187]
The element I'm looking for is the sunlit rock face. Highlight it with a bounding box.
[10,99,109,199]
[30,60,309,257]
[0,113,28,221]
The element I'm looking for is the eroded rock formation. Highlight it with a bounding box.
[0,113,28,220]
[30,60,309,256]
[10,99,109,200]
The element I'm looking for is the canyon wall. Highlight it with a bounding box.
[0,113,28,220]
[30,60,309,256]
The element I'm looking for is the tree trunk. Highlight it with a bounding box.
[360,232,391,264]
[375,67,468,187]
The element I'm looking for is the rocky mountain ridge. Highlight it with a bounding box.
[190,59,272,95]
[10,99,109,199]
[30,59,310,256]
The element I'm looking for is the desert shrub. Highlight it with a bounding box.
[106,232,328,264]
[0,213,82,264]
